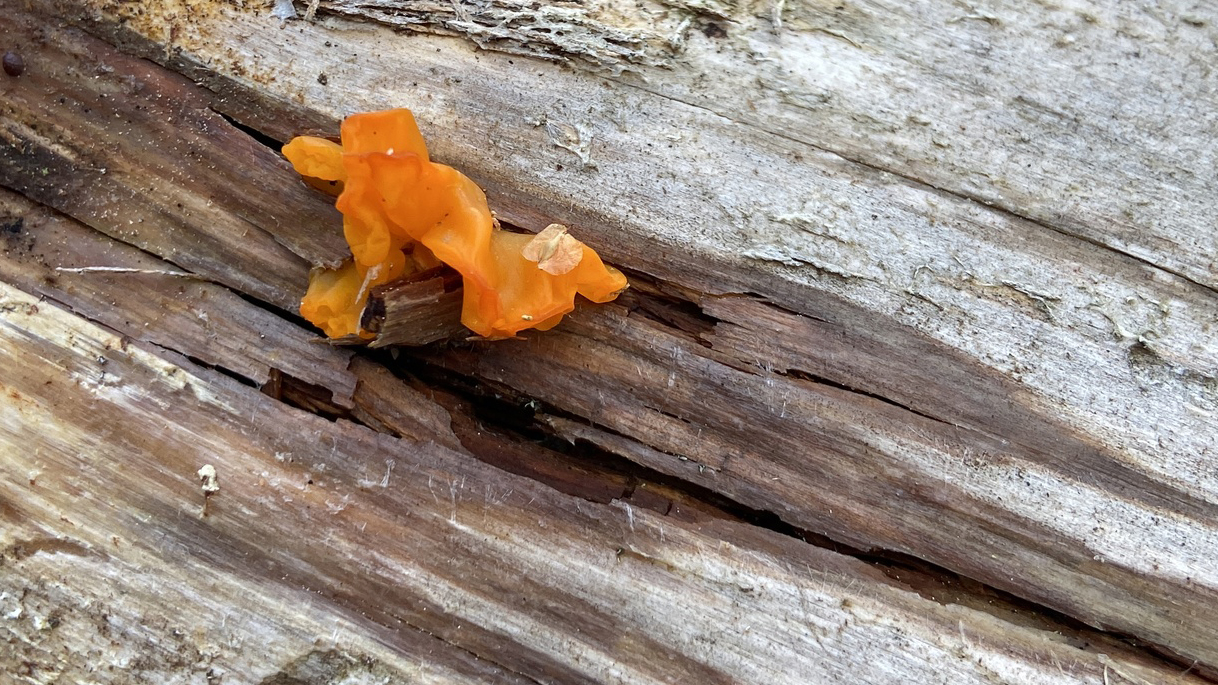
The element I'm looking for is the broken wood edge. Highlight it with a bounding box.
[357,266,466,347]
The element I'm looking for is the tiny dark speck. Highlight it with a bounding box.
[3,51,24,77]
[1,217,23,235]
[702,22,727,39]
[317,72,328,85]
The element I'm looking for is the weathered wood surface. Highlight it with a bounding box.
[0,278,1200,683]
[1,0,1216,681]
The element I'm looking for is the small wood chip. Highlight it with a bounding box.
[198,464,219,516]
[198,464,219,494]
[521,224,585,275]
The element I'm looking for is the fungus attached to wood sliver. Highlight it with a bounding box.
[282,109,626,341]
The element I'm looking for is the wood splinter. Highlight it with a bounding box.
[357,266,466,347]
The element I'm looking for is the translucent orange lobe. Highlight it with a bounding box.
[284,108,626,340]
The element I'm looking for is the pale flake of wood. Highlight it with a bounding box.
[197,464,219,494]
[521,223,585,275]
[55,266,205,279]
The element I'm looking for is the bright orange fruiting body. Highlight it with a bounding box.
[282,109,626,340]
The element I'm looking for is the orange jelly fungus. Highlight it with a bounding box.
[283,109,627,340]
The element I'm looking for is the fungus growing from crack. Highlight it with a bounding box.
[283,108,626,340]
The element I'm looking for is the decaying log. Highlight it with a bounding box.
[2,0,1216,682]
[0,280,1202,684]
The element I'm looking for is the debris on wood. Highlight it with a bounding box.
[360,267,466,347]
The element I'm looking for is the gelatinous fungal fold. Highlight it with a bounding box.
[282,108,627,340]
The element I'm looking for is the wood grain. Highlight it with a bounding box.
[0,280,1200,684]
[416,300,1218,664]
[0,188,358,407]
[0,11,347,310]
[1,0,1216,680]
